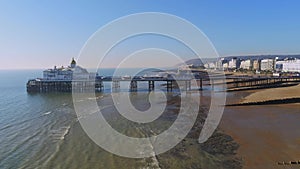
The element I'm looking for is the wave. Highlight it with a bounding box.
[60,126,71,140]
[38,124,73,168]
[50,126,71,141]
[44,111,52,115]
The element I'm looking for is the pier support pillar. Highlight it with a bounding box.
[186,80,191,91]
[130,81,138,91]
[112,80,120,88]
[95,81,103,92]
[148,81,154,91]
[167,80,172,92]
[199,78,202,90]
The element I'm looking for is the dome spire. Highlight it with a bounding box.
[70,57,76,68]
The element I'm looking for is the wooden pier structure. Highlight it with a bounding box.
[226,76,300,90]
[105,76,196,92]
[26,79,104,93]
[27,74,300,93]
[26,76,202,93]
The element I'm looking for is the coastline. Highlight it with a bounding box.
[220,87,300,169]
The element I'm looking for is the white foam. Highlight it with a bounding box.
[50,126,71,141]
[60,126,71,140]
[44,111,52,115]
[75,99,84,103]
[96,95,103,99]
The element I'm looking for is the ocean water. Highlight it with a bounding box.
[0,70,75,168]
[0,69,239,169]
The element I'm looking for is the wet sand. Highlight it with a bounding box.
[43,92,242,169]
[241,84,300,104]
[220,90,300,169]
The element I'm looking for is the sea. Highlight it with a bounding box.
[0,69,238,169]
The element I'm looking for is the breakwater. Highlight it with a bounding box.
[227,97,300,106]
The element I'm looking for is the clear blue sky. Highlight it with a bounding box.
[1,0,300,69]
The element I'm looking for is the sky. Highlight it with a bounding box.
[0,0,300,69]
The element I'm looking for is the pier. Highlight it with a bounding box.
[25,58,213,93]
[226,76,300,91]
[27,74,300,93]
[107,77,194,91]
[26,76,203,93]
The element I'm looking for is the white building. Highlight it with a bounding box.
[204,62,216,69]
[240,59,252,70]
[260,59,274,71]
[43,58,93,80]
[228,58,237,69]
[216,58,225,70]
[252,60,260,71]
[43,67,73,80]
[228,57,241,69]
[276,59,300,72]
[222,63,229,70]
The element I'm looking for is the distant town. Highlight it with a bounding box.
[202,55,300,76]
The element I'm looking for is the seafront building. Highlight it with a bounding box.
[222,62,229,70]
[240,59,252,70]
[275,58,300,72]
[215,57,226,70]
[43,58,96,80]
[252,60,260,71]
[208,56,300,74]
[27,58,102,92]
[258,59,274,71]
[228,57,241,69]
[204,62,216,69]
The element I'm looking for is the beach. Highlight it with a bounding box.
[241,84,300,104]
[220,86,300,169]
